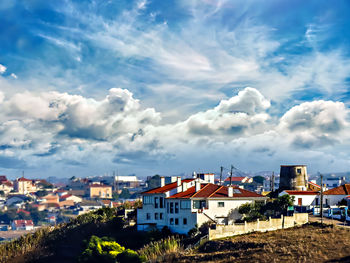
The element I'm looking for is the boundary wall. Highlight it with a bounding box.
[209,213,308,240]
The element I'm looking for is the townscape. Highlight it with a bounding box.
[0,165,349,243]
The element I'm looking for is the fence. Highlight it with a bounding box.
[208,213,308,240]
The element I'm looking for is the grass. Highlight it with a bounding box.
[174,223,350,263]
[138,236,183,262]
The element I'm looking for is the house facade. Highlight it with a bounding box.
[323,184,350,207]
[14,177,36,194]
[137,176,267,234]
[11,220,34,230]
[279,190,318,207]
[88,184,112,199]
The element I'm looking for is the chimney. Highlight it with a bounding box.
[195,180,201,192]
[182,182,188,192]
[228,186,233,197]
[177,177,181,186]
[160,177,165,187]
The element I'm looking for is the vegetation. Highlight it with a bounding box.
[146,175,161,189]
[79,235,141,263]
[138,236,182,262]
[237,195,294,222]
[176,223,350,263]
[0,207,175,263]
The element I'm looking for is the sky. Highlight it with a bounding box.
[1,0,350,179]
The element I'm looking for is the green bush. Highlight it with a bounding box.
[80,235,125,263]
[117,249,143,263]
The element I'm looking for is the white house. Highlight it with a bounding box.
[11,220,34,230]
[323,184,350,207]
[279,190,319,207]
[324,177,347,189]
[137,175,267,234]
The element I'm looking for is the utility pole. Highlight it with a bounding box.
[229,165,233,186]
[220,166,223,185]
[320,174,323,224]
[272,172,275,192]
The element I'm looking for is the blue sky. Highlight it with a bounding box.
[1,0,350,179]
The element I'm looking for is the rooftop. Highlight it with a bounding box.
[142,179,194,194]
[283,190,318,195]
[324,184,350,195]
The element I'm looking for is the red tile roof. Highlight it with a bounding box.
[308,182,320,188]
[0,175,7,182]
[13,220,34,226]
[59,194,72,200]
[142,179,194,194]
[17,209,30,215]
[324,184,350,195]
[168,183,264,199]
[17,177,32,182]
[284,190,318,195]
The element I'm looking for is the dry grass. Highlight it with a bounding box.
[176,223,350,263]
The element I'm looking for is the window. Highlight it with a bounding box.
[160,213,163,220]
[297,168,302,174]
[183,218,187,225]
[315,198,319,206]
[160,197,164,208]
[155,213,158,220]
[143,196,153,204]
[233,189,241,194]
[170,202,174,213]
[193,200,206,209]
[175,218,179,225]
[146,213,151,220]
[181,200,191,209]
[170,218,174,225]
[175,202,179,213]
[167,202,169,213]
[218,202,225,207]
[155,197,159,208]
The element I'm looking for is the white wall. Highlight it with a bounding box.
[323,195,347,207]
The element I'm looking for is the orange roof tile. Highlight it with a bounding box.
[142,179,194,194]
[324,184,350,195]
[167,183,264,199]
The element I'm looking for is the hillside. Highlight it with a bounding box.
[177,223,350,263]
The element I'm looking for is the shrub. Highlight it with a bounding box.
[117,248,143,263]
[138,236,182,262]
[79,235,125,263]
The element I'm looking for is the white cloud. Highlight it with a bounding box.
[0,64,6,74]
[10,73,17,79]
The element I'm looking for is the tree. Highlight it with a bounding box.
[146,175,161,189]
[119,189,131,199]
[36,190,48,198]
[253,176,265,185]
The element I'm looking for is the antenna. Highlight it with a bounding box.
[220,166,223,185]
[230,165,233,186]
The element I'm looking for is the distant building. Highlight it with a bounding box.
[279,190,318,208]
[263,175,280,192]
[114,175,141,189]
[11,220,34,230]
[324,176,346,189]
[223,176,253,186]
[88,183,112,199]
[279,165,308,191]
[0,180,13,195]
[14,177,36,194]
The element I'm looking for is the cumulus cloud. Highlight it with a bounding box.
[0,64,6,74]
[279,100,349,148]
[183,87,271,136]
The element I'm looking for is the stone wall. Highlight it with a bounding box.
[208,213,308,240]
